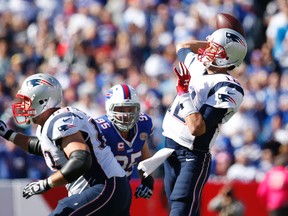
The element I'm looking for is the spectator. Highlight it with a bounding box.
[227,148,258,182]
[0,37,10,81]
[265,0,288,48]
[210,151,233,182]
[0,141,29,179]
[257,154,288,216]
[208,184,245,216]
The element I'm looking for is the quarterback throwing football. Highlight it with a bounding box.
[162,27,247,216]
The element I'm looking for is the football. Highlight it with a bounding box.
[216,13,245,37]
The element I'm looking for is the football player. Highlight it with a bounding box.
[0,73,132,215]
[95,84,154,199]
[162,28,247,216]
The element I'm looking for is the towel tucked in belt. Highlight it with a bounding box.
[137,148,175,177]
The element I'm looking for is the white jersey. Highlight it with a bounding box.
[36,106,126,196]
[162,49,244,150]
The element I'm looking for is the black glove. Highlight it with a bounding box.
[134,175,154,199]
[0,120,14,140]
[23,179,51,199]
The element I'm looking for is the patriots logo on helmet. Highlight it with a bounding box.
[218,93,236,104]
[27,79,54,90]
[225,32,246,47]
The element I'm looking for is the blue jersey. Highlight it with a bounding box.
[95,113,154,179]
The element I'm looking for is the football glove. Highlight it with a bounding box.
[23,179,51,199]
[174,62,191,95]
[134,175,154,199]
[0,120,14,140]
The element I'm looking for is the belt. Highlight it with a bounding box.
[174,148,209,156]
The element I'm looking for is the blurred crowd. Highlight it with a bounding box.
[0,0,288,182]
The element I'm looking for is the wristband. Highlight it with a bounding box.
[3,129,17,143]
[47,177,54,188]
[179,93,198,118]
[142,175,154,190]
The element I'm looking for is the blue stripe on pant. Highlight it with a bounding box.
[164,137,211,216]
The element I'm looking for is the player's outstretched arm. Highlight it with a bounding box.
[0,120,32,152]
[135,141,154,199]
[22,132,92,199]
[176,39,208,53]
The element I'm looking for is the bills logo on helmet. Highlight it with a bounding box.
[226,32,246,47]
[218,93,236,104]
[106,89,113,99]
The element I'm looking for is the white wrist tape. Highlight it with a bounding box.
[9,132,17,143]
[47,177,55,188]
[179,93,199,118]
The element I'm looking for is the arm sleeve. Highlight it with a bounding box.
[200,104,228,127]
[28,137,43,156]
[60,150,92,183]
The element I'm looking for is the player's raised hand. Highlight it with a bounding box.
[0,120,14,140]
[23,179,51,199]
[134,175,154,199]
[174,62,191,95]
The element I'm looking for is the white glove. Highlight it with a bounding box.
[23,179,51,199]
[0,120,14,140]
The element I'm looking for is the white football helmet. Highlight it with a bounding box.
[12,73,63,124]
[105,84,140,132]
[198,28,247,68]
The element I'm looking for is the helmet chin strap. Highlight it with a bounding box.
[205,58,233,69]
[210,63,229,68]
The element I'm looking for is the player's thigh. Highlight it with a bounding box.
[170,157,207,201]
[49,193,89,216]
[106,176,132,215]
[82,176,132,216]
[164,155,180,200]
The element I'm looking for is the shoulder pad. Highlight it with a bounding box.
[138,113,154,136]
[177,48,194,62]
[206,84,244,109]
[47,110,83,140]
[95,115,112,131]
